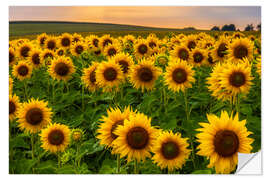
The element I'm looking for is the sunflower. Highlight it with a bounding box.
[129,58,162,92]
[40,123,70,153]
[206,52,215,66]
[147,36,160,49]
[9,94,21,121]
[9,76,13,93]
[170,45,191,61]
[227,38,254,63]
[99,34,114,50]
[181,35,197,50]
[9,47,17,66]
[44,36,58,51]
[70,42,87,57]
[12,61,33,81]
[95,60,124,92]
[123,34,136,45]
[86,35,100,49]
[164,59,195,92]
[48,56,75,81]
[40,49,55,66]
[190,47,208,66]
[27,48,43,68]
[103,43,120,57]
[248,35,256,42]
[81,62,99,91]
[153,53,169,66]
[37,33,48,47]
[134,39,151,59]
[196,111,254,174]
[16,42,33,59]
[17,99,52,133]
[56,48,65,56]
[112,112,157,162]
[97,106,135,148]
[152,131,191,171]
[211,36,229,62]
[71,128,84,142]
[111,52,134,77]
[72,33,83,43]
[58,33,72,49]
[232,32,245,39]
[219,60,253,96]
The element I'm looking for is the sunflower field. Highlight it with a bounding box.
[9,31,261,174]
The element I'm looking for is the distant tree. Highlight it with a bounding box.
[257,23,261,31]
[221,24,236,31]
[183,27,196,31]
[211,26,220,31]
[244,24,254,31]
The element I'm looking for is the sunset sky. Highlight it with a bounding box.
[9,6,261,30]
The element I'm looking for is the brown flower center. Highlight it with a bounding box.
[54,62,69,76]
[178,48,189,60]
[138,44,148,55]
[47,40,56,50]
[161,141,179,160]
[193,52,203,63]
[94,50,101,55]
[40,37,46,45]
[9,101,15,114]
[44,52,53,59]
[103,39,112,47]
[208,55,214,64]
[138,67,153,82]
[126,127,149,149]
[172,68,187,84]
[104,67,117,81]
[110,120,124,140]
[217,43,228,58]
[26,108,43,125]
[57,50,64,56]
[32,53,40,65]
[108,48,117,56]
[229,71,246,87]
[118,60,129,74]
[233,45,248,59]
[48,130,65,145]
[214,130,239,157]
[18,65,29,76]
[188,41,196,50]
[9,52,15,63]
[20,46,30,58]
[93,39,99,47]
[75,45,84,55]
[61,38,71,47]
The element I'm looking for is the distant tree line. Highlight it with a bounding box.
[211,23,261,31]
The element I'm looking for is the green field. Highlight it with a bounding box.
[9,21,199,40]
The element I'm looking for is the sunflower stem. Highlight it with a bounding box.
[134,159,138,174]
[82,85,85,112]
[31,134,35,159]
[116,154,121,174]
[57,152,61,168]
[183,90,196,169]
[23,80,28,100]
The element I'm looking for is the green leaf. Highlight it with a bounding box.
[192,169,212,174]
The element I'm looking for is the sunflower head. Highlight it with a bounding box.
[81,62,100,91]
[86,35,100,49]
[9,94,21,121]
[71,128,84,142]
[37,33,48,47]
[196,111,254,173]
[134,39,151,59]
[56,48,66,56]
[191,47,208,66]
[170,45,190,61]
[40,49,55,66]
[129,58,162,92]
[9,47,17,66]
[18,99,52,133]
[12,61,33,81]
[27,48,43,68]
[40,123,70,153]
[58,33,72,48]
[71,42,87,57]
[110,52,134,77]
[99,34,114,50]
[9,76,13,93]
[17,42,33,59]
[112,112,158,162]
[72,33,83,43]
[152,131,191,172]
[228,38,254,63]
[95,60,124,92]
[103,43,120,57]
[164,58,195,92]
[211,37,229,62]
[44,36,58,50]
[181,35,197,50]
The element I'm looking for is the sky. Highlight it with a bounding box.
[9,6,261,30]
